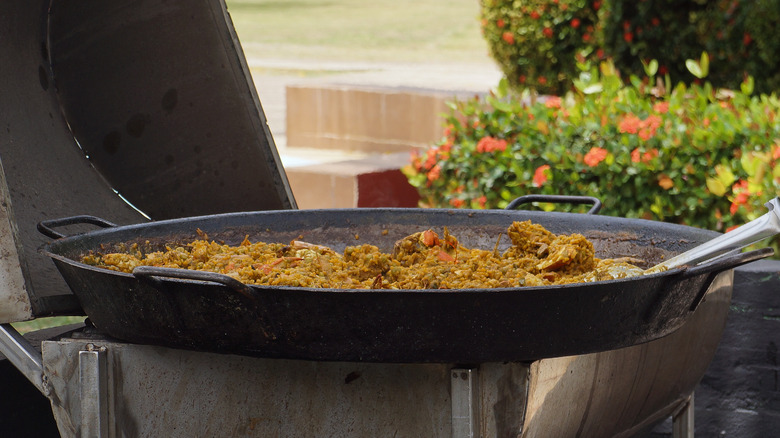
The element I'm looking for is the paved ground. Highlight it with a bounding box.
[244,57,503,167]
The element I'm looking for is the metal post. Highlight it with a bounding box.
[0,323,44,394]
[79,345,108,438]
[451,368,480,438]
[672,392,694,438]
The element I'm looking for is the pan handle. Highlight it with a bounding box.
[680,247,773,312]
[37,215,118,239]
[504,195,602,215]
[679,246,774,280]
[132,266,255,300]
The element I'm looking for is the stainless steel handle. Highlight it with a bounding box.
[648,197,780,272]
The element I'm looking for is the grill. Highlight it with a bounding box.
[0,1,772,437]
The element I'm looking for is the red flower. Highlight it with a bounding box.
[582,33,592,43]
[533,165,551,187]
[624,32,634,43]
[632,148,658,163]
[651,17,660,26]
[583,147,608,167]
[658,175,674,190]
[571,18,581,29]
[443,124,455,138]
[730,180,751,214]
[618,114,641,134]
[732,179,749,191]
[427,164,441,182]
[497,19,505,28]
[410,150,422,171]
[644,115,662,130]
[450,198,465,208]
[476,136,508,153]
[593,1,601,10]
[538,76,548,85]
[423,148,438,169]
[743,32,752,46]
[544,96,562,109]
[638,115,662,140]
[531,11,541,20]
[653,102,669,114]
[543,27,554,38]
[502,32,515,45]
[476,196,488,208]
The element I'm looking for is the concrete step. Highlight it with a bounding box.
[284,151,419,209]
[282,83,471,209]
[285,84,472,154]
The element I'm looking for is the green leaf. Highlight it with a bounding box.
[642,59,658,77]
[486,95,514,113]
[582,84,603,95]
[706,177,727,196]
[685,59,703,79]
[496,78,509,99]
[741,152,762,175]
[741,76,755,95]
[700,52,709,78]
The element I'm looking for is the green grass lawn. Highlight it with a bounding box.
[12,316,86,335]
[226,0,491,64]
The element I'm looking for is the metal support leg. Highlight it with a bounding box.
[672,392,694,438]
[79,344,108,438]
[451,368,480,438]
[0,323,44,394]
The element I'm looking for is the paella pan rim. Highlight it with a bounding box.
[36,207,743,363]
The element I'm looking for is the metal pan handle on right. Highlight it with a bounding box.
[504,194,602,215]
[648,197,780,273]
[37,215,118,239]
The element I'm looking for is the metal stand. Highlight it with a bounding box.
[451,368,480,437]
[42,338,532,438]
[0,324,44,393]
[673,393,694,438]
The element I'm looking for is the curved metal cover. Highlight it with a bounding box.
[0,0,294,319]
[48,0,296,219]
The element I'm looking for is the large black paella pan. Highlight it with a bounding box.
[38,203,770,363]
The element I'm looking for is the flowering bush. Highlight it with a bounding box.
[480,0,603,95]
[603,0,780,94]
[403,57,780,246]
[481,0,780,94]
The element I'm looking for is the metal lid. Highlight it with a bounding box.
[0,0,295,319]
